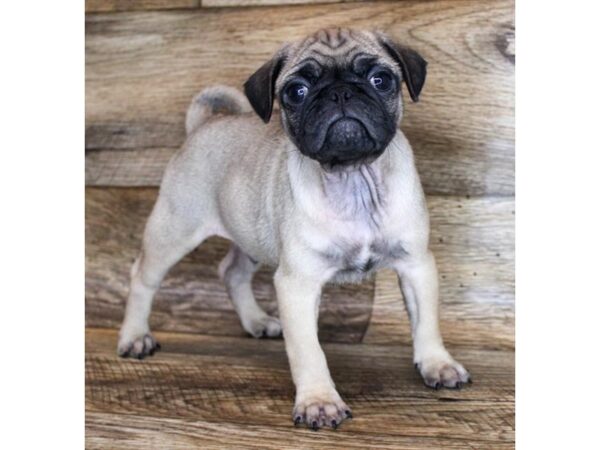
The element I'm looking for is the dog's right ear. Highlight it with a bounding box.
[376,33,427,103]
[244,47,288,123]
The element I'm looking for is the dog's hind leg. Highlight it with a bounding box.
[117,195,210,358]
[219,244,282,338]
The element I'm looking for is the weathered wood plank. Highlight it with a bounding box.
[85,0,515,195]
[365,196,515,350]
[86,412,515,450]
[86,147,173,186]
[84,0,358,12]
[86,0,201,13]
[85,187,374,343]
[85,328,515,449]
[85,187,514,349]
[204,0,359,7]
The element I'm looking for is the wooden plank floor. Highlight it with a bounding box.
[86,328,514,449]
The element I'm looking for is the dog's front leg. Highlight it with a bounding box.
[395,251,471,389]
[274,267,351,430]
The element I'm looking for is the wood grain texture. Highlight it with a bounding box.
[364,196,515,350]
[86,328,515,449]
[204,0,359,6]
[86,187,374,343]
[85,0,515,195]
[85,0,357,12]
[86,187,514,349]
[86,0,201,12]
[86,147,173,186]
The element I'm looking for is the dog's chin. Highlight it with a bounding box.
[298,142,385,173]
[311,135,385,174]
[318,153,382,173]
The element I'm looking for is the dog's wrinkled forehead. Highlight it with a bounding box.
[244,27,427,123]
[276,28,398,91]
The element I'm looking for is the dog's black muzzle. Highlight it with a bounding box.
[298,83,395,168]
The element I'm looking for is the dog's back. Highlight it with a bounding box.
[157,86,292,264]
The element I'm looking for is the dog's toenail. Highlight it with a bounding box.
[345,410,353,419]
[294,416,302,426]
[331,420,337,429]
[311,421,318,430]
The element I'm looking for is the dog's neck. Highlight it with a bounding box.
[288,149,391,228]
[320,163,385,226]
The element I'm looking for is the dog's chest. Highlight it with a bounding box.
[318,168,405,281]
[324,233,405,283]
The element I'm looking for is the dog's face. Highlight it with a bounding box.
[244,29,427,170]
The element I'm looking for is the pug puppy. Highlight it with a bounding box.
[117,28,471,430]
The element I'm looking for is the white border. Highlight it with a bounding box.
[0,2,84,448]
[1,0,600,448]
[517,1,600,449]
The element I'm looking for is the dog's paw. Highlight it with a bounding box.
[117,332,160,359]
[416,354,471,389]
[243,314,282,339]
[292,388,352,430]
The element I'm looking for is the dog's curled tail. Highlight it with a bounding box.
[185,85,252,135]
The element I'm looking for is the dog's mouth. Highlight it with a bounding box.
[325,118,373,149]
[313,118,379,168]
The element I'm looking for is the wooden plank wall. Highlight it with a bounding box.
[85,188,514,349]
[85,0,514,348]
[85,0,514,196]
[85,0,362,13]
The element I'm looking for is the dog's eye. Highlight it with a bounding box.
[369,72,393,92]
[285,83,309,104]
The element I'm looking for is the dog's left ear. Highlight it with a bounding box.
[377,33,427,102]
[244,46,288,123]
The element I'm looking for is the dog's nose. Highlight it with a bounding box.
[330,86,353,104]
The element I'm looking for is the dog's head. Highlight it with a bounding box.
[244,28,427,170]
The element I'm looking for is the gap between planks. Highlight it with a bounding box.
[86,0,370,13]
